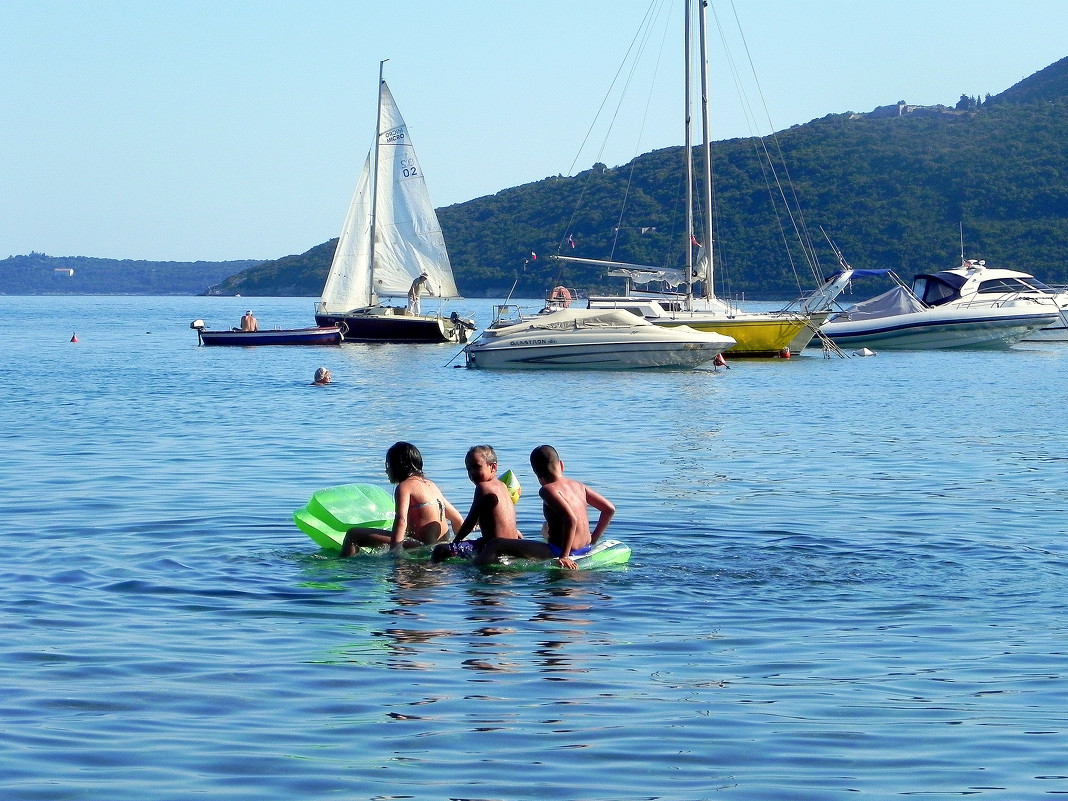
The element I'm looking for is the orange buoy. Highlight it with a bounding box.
[70,333,78,343]
[549,286,572,308]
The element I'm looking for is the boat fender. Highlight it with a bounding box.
[779,347,791,359]
[500,469,522,505]
[550,286,572,308]
[336,321,349,336]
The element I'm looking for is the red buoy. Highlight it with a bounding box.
[70,333,78,343]
[780,347,791,358]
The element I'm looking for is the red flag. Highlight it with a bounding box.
[691,234,701,248]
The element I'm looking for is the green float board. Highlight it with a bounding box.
[293,483,395,551]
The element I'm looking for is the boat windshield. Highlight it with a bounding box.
[976,276,1055,294]
[912,274,964,306]
[1022,277,1056,292]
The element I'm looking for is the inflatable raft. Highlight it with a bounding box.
[483,538,631,571]
[293,480,630,570]
[293,483,394,551]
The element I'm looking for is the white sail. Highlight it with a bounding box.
[319,152,373,311]
[319,81,458,313]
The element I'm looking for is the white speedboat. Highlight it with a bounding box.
[911,259,1068,342]
[463,308,735,370]
[820,264,1060,349]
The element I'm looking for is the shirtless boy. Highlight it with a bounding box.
[474,444,614,570]
[431,445,521,563]
[341,441,463,556]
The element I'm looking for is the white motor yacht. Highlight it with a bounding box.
[820,262,1060,349]
[911,259,1068,342]
[463,308,735,370]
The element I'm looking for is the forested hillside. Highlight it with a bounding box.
[216,55,1068,298]
[19,56,1068,300]
[0,253,256,295]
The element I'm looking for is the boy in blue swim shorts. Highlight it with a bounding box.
[431,445,521,563]
[474,445,615,570]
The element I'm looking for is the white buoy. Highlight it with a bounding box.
[853,347,876,357]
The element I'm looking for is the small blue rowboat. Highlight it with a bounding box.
[191,320,343,346]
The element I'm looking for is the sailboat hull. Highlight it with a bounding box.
[587,296,808,356]
[315,309,464,343]
[654,315,809,357]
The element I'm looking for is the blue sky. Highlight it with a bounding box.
[2,0,1066,262]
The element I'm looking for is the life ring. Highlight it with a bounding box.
[549,286,572,308]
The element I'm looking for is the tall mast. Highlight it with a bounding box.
[684,0,694,302]
[697,0,714,299]
[368,59,388,305]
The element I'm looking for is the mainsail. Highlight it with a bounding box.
[318,81,458,313]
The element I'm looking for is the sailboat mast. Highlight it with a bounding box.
[684,0,694,302]
[368,59,388,306]
[697,0,715,300]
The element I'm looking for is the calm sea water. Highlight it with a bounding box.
[3,294,1068,800]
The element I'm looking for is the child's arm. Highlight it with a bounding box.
[390,483,411,549]
[585,485,615,544]
[453,487,484,542]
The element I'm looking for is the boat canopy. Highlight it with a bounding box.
[832,285,927,322]
[491,308,651,335]
[827,268,891,280]
[608,267,689,288]
[912,272,967,306]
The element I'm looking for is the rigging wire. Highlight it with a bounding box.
[718,0,823,286]
[557,0,672,258]
[607,1,675,262]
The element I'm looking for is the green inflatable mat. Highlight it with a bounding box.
[293,483,395,551]
[294,481,631,570]
[488,538,631,571]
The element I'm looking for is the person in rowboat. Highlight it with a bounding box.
[341,441,463,557]
[474,445,614,570]
[240,310,258,331]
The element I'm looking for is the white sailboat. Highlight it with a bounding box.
[577,0,852,356]
[314,62,474,343]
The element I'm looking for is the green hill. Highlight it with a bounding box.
[30,55,1068,300]
[0,253,256,295]
[215,54,1068,299]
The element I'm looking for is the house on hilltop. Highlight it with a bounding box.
[857,101,967,119]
